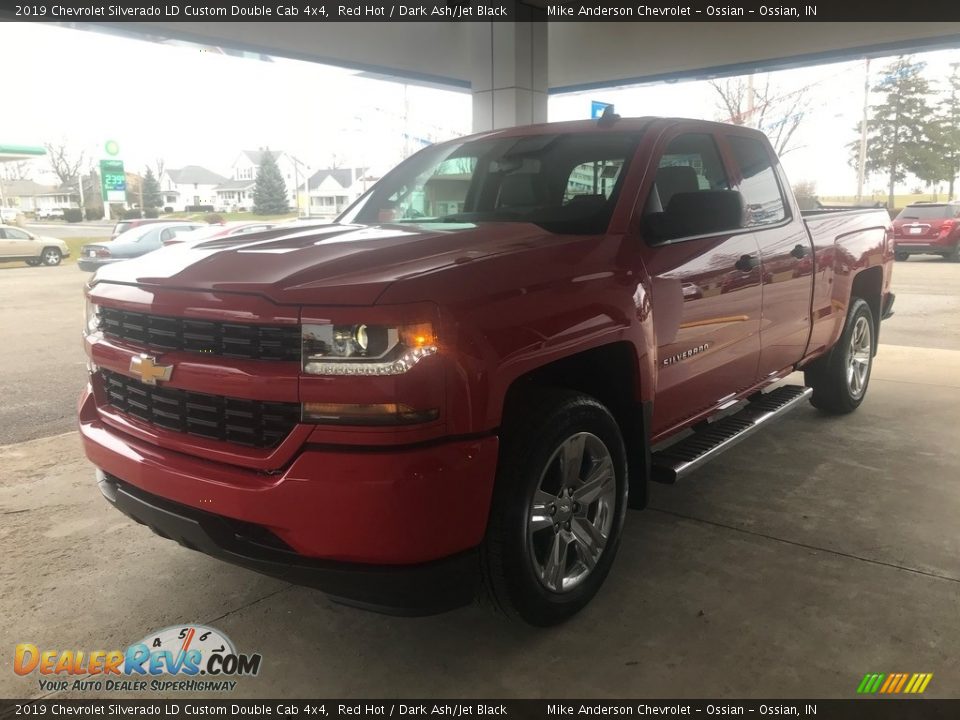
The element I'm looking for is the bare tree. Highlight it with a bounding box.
[710,77,751,125]
[709,75,809,156]
[1,161,32,182]
[154,157,166,181]
[44,142,85,186]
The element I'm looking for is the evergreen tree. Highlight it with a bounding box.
[253,149,288,215]
[849,57,936,209]
[941,64,960,199]
[142,167,162,209]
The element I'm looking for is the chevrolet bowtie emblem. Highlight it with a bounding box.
[129,354,173,385]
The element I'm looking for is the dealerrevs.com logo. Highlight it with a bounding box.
[14,625,262,693]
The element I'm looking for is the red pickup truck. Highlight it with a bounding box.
[80,117,894,625]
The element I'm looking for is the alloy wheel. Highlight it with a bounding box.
[846,315,871,399]
[527,432,616,593]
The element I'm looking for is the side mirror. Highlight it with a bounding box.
[643,190,746,243]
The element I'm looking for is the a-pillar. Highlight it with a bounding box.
[471,8,548,132]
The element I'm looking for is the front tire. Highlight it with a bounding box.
[481,389,628,626]
[41,247,62,266]
[25,258,40,266]
[805,298,875,414]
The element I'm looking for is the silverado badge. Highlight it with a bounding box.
[129,354,173,385]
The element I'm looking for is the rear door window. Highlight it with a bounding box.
[897,205,952,220]
[727,135,788,226]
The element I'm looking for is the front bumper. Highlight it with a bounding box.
[79,389,499,614]
[98,471,480,615]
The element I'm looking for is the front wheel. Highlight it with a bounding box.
[25,258,40,266]
[894,251,908,262]
[481,389,628,626]
[805,297,875,414]
[41,247,62,266]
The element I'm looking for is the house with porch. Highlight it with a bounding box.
[216,150,303,212]
[160,166,227,212]
[305,168,373,220]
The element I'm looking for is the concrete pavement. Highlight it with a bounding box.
[1,345,957,698]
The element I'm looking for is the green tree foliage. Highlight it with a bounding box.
[253,149,288,215]
[849,57,937,209]
[941,64,960,199]
[142,167,162,209]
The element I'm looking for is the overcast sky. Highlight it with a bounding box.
[2,22,959,196]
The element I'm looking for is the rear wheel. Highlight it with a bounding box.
[41,247,62,266]
[946,243,960,262]
[894,251,908,262]
[805,298,875,415]
[481,389,628,626]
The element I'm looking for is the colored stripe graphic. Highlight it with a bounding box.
[857,672,933,694]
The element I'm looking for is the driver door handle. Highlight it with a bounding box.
[735,254,758,272]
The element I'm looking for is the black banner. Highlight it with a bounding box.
[2,0,960,22]
[2,700,960,720]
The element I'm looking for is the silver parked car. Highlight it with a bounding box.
[78,222,204,272]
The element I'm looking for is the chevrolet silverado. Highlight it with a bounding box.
[79,117,894,625]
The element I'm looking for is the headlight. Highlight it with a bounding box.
[302,322,437,376]
[83,299,100,337]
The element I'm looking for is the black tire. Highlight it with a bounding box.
[946,243,960,262]
[25,258,40,267]
[894,252,908,262]
[805,298,875,414]
[41,247,62,266]
[481,388,629,626]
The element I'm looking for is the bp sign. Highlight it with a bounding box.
[100,159,126,202]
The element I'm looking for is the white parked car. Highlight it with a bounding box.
[0,207,19,223]
[36,208,65,220]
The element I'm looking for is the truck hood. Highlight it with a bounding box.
[91,222,561,305]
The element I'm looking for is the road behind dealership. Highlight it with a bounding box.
[0,257,958,697]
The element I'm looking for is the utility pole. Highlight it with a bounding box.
[857,58,871,204]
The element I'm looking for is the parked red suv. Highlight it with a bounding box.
[892,202,960,261]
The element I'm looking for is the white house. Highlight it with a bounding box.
[216,150,303,212]
[305,168,374,220]
[0,179,80,213]
[161,166,227,212]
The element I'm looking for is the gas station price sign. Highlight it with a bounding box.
[100,159,126,202]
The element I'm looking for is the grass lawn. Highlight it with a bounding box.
[0,237,100,270]
[161,211,299,222]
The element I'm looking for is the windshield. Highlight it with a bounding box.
[114,224,161,244]
[897,205,957,220]
[339,131,643,235]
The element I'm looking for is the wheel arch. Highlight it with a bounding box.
[850,265,883,352]
[500,341,650,509]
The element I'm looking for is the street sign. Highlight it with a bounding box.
[100,159,126,203]
[591,101,613,119]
